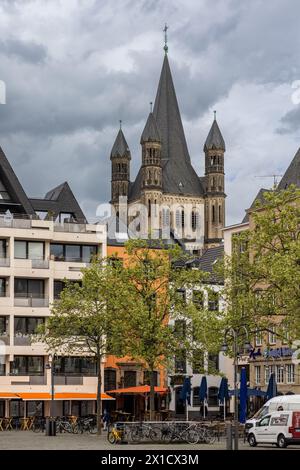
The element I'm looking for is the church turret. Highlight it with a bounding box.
[110,125,131,205]
[140,109,162,234]
[204,111,226,246]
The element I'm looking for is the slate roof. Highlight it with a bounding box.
[242,188,271,223]
[277,147,300,190]
[111,129,131,159]
[204,118,226,151]
[187,245,224,283]
[140,112,160,143]
[0,145,86,222]
[129,55,205,201]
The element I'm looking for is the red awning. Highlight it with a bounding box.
[106,385,167,395]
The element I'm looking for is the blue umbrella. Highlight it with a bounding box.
[218,377,229,420]
[239,367,248,424]
[199,376,208,418]
[180,377,191,405]
[266,372,277,400]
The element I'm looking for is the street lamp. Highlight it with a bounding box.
[221,325,252,451]
[45,353,57,436]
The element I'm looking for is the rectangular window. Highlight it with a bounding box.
[255,331,263,347]
[286,364,295,384]
[55,356,97,376]
[14,241,44,260]
[208,353,219,373]
[124,371,137,388]
[0,316,6,334]
[104,369,117,391]
[14,317,44,335]
[0,239,7,259]
[0,278,6,297]
[11,356,44,375]
[208,292,219,311]
[50,244,64,260]
[268,327,276,345]
[50,244,97,262]
[192,350,204,374]
[175,352,186,374]
[276,365,284,384]
[255,365,261,384]
[0,364,5,376]
[265,365,274,384]
[143,371,158,387]
[174,320,186,338]
[192,290,204,309]
[65,245,81,262]
[14,278,44,298]
[82,245,97,263]
[193,387,200,407]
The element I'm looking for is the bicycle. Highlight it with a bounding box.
[161,422,199,445]
[130,422,162,443]
[195,424,217,444]
[56,417,77,434]
[32,417,46,433]
[77,417,97,434]
[108,423,125,444]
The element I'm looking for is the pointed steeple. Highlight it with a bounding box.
[140,112,160,144]
[110,128,131,159]
[204,113,225,151]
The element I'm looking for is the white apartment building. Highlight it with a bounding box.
[0,145,107,419]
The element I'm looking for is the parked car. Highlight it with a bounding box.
[245,395,300,435]
[248,410,300,448]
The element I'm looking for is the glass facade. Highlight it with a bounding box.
[55,357,97,376]
[11,356,44,375]
[50,244,97,262]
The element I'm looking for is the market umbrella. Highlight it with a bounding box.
[239,367,248,424]
[218,377,229,421]
[266,372,277,400]
[199,376,208,419]
[180,377,191,421]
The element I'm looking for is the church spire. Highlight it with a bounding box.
[110,128,131,159]
[140,112,160,144]
[204,113,225,151]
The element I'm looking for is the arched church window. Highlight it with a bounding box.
[148,199,151,217]
[218,205,222,224]
[162,208,170,227]
[212,205,215,223]
[191,210,198,231]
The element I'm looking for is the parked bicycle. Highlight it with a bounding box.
[108,423,126,444]
[77,416,97,434]
[130,422,162,443]
[32,417,46,433]
[161,422,199,445]
[56,417,78,434]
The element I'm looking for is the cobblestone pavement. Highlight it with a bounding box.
[0,431,299,450]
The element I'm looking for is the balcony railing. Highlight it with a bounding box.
[14,294,49,307]
[14,335,31,346]
[52,256,91,263]
[0,334,9,345]
[0,257,10,267]
[31,259,49,269]
[54,376,84,385]
[0,213,91,233]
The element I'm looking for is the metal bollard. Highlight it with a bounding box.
[226,422,233,450]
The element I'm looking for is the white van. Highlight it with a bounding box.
[248,410,300,447]
[245,395,300,435]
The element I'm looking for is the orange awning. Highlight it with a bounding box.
[0,392,20,399]
[16,392,114,401]
[55,393,115,401]
[106,386,167,395]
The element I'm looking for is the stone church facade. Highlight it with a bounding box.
[110,53,226,252]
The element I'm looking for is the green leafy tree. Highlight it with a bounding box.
[38,259,131,434]
[116,239,214,419]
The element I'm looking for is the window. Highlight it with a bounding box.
[191,211,198,231]
[208,386,218,406]
[174,320,186,338]
[286,364,295,384]
[259,416,270,427]
[58,213,75,223]
[212,205,215,223]
[0,278,6,297]
[175,353,186,374]
[193,290,204,309]
[268,327,276,345]
[27,401,44,417]
[0,364,5,376]
[14,241,44,260]
[192,350,204,374]
[14,317,44,335]
[275,365,284,384]
[162,208,170,227]
[0,180,11,200]
[144,371,158,387]
[218,205,222,223]
[208,291,219,311]
[10,400,24,417]
[255,366,261,385]
[11,356,44,375]
[36,211,48,220]
[0,316,6,334]
[124,371,137,388]
[193,387,200,407]
[255,331,262,347]
[104,369,117,391]
[265,365,274,383]
[55,356,97,376]
[0,400,4,417]
[208,354,219,373]
[0,239,7,259]
[14,279,44,298]
[50,244,97,262]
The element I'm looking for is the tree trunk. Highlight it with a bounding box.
[149,369,155,421]
[97,355,102,435]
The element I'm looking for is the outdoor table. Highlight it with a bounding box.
[4,418,13,430]
[0,418,3,431]
[68,416,78,426]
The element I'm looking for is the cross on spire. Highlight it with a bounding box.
[163,23,168,54]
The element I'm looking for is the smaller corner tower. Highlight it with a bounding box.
[204,111,226,247]
[110,123,131,205]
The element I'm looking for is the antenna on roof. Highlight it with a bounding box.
[254,174,283,189]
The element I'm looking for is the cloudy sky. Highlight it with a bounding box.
[0,0,300,224]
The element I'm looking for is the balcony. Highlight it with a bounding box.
[14,334,31,346]
[31,259,49,269]
[14,294,49,308]
[54,376,84,385]
[0,257,10,267]
[0,333,9,345]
